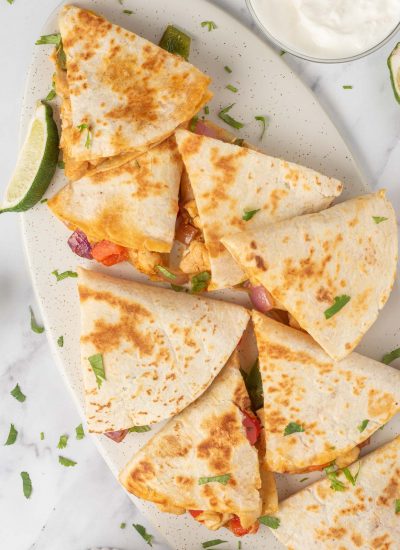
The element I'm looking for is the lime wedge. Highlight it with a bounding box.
[388,42,400,105]
[0,102,59,213]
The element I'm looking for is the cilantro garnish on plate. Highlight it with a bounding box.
[198,473,231,485]
[133,523,154,546]
[88,353,106,389]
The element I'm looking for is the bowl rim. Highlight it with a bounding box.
[245,0,400,63]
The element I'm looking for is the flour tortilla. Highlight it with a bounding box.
[253,312,400,473]
[77,268,250,432]
[57,5,212,179]
[48,137,182,253]
[223,191,398,360]
[174,129,343,290]
[271,435,400,549]
[119,353,271,529]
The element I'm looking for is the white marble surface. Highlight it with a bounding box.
[0,1,399,550]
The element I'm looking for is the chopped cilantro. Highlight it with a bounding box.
[255,115,268,140]
[218,104,244,129]
[40,432,45,440]
[88,353,106,389]
[52,269,78,281]
[77,124,92,149]
[259,515,280,529]
[372,216,388,224]
[201,21,217,32]
[155,265,177,280]
[35,33,61,46]
[10,384,26,403]
[224,65,232,73]
[242,208,260,221]
[226,84,238,93]
[57,336,64,347]
[29,306,44,334]
[324,464,346,491]
[58,456,77,467]
[57,434,68,449]
[45,88,56,101]
[342,464,360,486]
[280,50,286,56]
[123,9,133,14]
[5,424,18,446]
[198,473,231,485]
[120,522,126,529]
[189,115,199,132]
[204,105,209,115]
[132,524,154,546]
[202,541,227,548]
[284,422,304,436]
[358,419,369,433]
[382,347,400,365]
[191,271,211,293]
[129,425,151,433]
[21,471,32,498]
[75,424,85,440]
[342,85,353,89]
[396,499,400,514]
[40,198,48,203]
[299,477,308,482]
[324,295,351,319]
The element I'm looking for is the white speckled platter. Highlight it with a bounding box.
[21,1,400,548]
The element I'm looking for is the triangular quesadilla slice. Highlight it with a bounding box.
[77,268,250,432]
[223,191,397,360]
[119,352,277,532]
[270,436,400,549]
[174,129,343,290]
[252,312,400,473]
[48,137,182,254]
[55,5,212,180]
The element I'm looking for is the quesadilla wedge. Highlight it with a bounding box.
[55,5,212,180]
[252,312,400,473]
[269,435,400,549]
[48,136,182,255]
[223,191,398,360]
[119,352,277,533]
[77,268,250,432]
[174,129,343,290]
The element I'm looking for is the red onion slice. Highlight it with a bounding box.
[104,429,128,443]
[248,285,274,313]
[67,229,92,259]
[194,120,219,138]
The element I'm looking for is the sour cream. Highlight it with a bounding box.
[248,0,400,60]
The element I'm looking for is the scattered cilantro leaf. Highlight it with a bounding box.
[201,21,217,32]
[396,499,400,514]
[7,0,15,4]
[299,477,308,482]
[324,464,346,491]
[224,65,232,73]
[29,306,44,334]
[57,434,68,449]
[324,295,351,319]
[259,515,280,529]
[45,88,56,101]
[238,542,242,550]
[218,103,244,129]
[88,353,106,389]
[284,422,304,436]
[202,541,227,548]
[11,384,26,403]
[280,50,286,56]
[204,105,209,115]
[342,464,360,486]
[40,198,48,203]
[36,33,61,46]
[242,208,260,221]
[5,424,18,446]
[52,269,78,281]
[358,419,369,433]
[198,473,231,485]
[372,216,388,224]
[382,347,400,365]
[342,85,353,89]
[129,425,151,433]
[58,455,77,467]
[191,271,211,293]
[21,471,32,498]
[77,124,92,149]
[120,522,126,529]
[40,432,45,440]
[189,115,198,132]
[75,424,85,440]
[57,336,64,347]
[155,265,177,280]
[123,9,133,14]
[132,524,154,546]
[255,115,268,140]
[226,84,238,93]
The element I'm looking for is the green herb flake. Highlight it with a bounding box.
[259,515,280,529]
[123,9,133,14]
[57,434,68,449]
[324,295,351,319]
[57,160,65,169]
[382,347,400,365]
[342,85,353,89]
[201,21,217,32]
[45,88,56,101]
[52,269,78,281]
[40,198,48,203]
[218,103,244,129]
[255,115,268,140]
[243,359,263,410]
[226,84,238,93]
[10,384,26,403]
[155,265,177,280]
[198,473,231,485]
[242,208,260,221]
[342,464,360,486]
[77,124,92,149]
[202,540,227,549]
[358,419,369,433]
[191,271,211,293]
[21,471,32,499]
[35,33,61,46]
[238,542,242,550]
[40,432,45,440]
[372,216,389,224]
[58,455,77,467]
[75,424,85,440]
[170,284,186,292]
[120,522,126,529]
[132,524,154,546]
[224,65,232,73]
[189,115,199,132]
[29,306,44,334]
[324,465,346,492]
[280,50,286,56]
[88,353,106,389]
[284,422,304,436]
[395,499,400,514]
[299,477,308,482]
[5,424,18,446]
[204,105,210,115]
[7,0,15,4]
[129,425,151,433]
[57,336,64,348]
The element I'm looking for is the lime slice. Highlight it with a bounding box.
[0,102,59,213]
[388,42,400,105]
